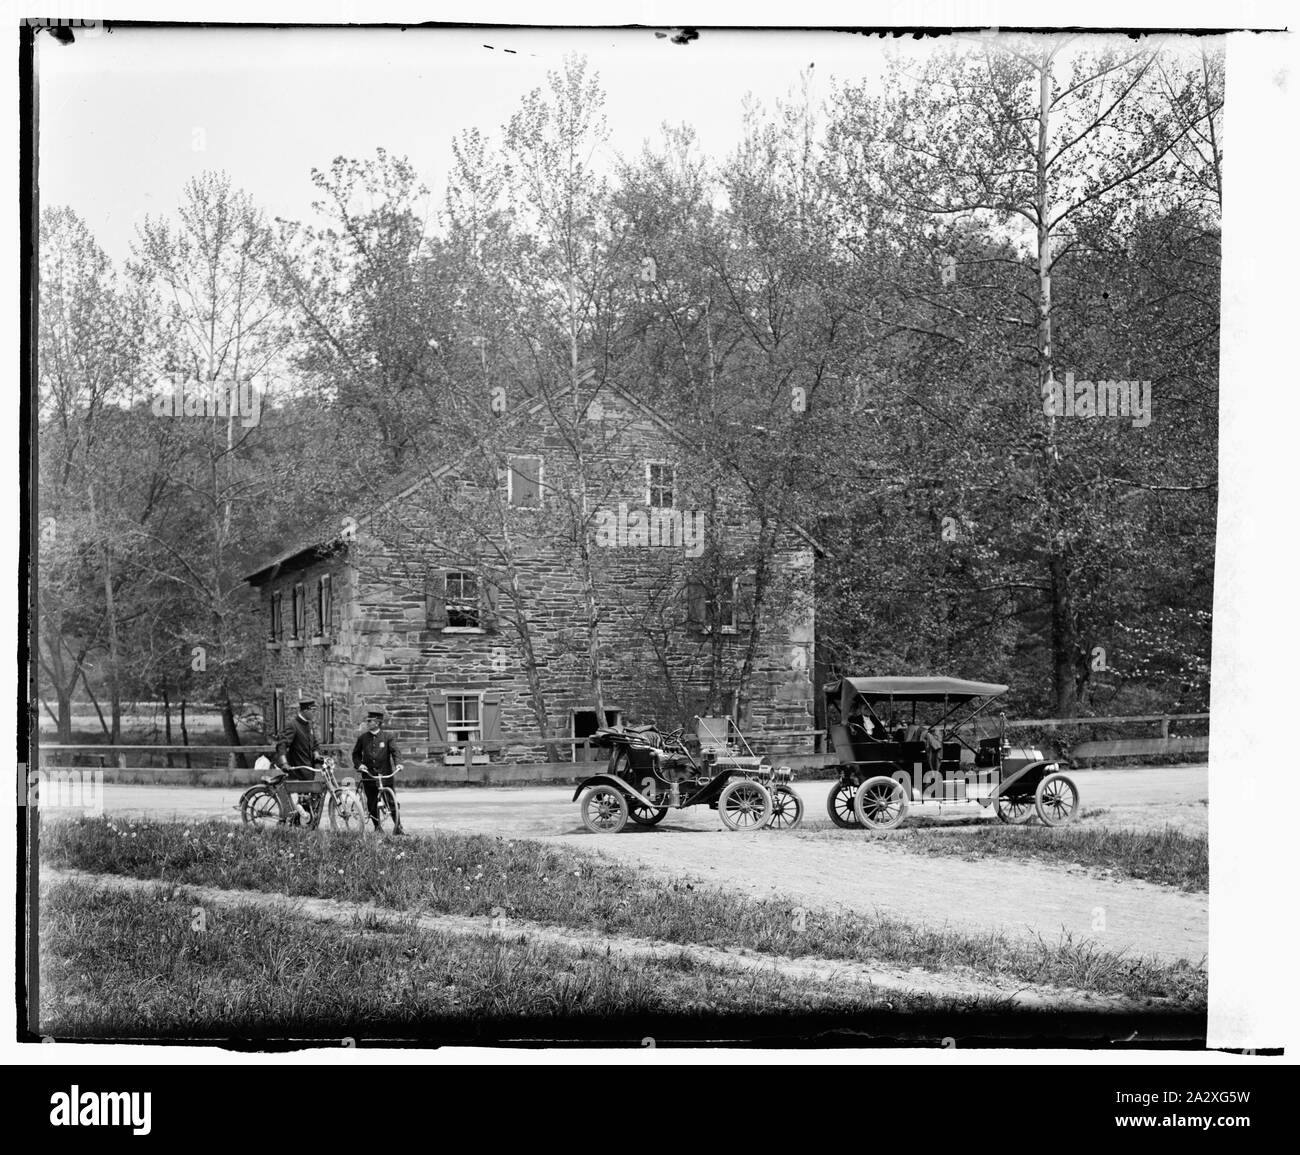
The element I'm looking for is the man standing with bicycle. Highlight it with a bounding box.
[352,707,405,835]
[274,698,324,825]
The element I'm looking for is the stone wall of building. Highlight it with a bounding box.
[251,387,817,764]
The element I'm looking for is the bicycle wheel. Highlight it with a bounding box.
[374,787,400,833]
[240,785,282,828]
[328,788,368,833]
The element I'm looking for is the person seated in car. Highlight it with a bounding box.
[847,696,884,741]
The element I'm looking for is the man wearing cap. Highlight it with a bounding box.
[352,708,405,835]
[275,698,324,825]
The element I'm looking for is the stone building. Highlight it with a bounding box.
[244,383,817,774]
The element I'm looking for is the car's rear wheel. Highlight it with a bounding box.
[853,776,909,830]
[995,794,1035,825]
[718,779,773,831]
[580,786,629,834]
[1034,773,1079,827]
[766,785,804,831]
[826,781,861,828]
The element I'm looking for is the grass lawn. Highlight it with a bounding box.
[40,817,1207,1011]
[40,876,1020,1041]
[835,822,1209,893]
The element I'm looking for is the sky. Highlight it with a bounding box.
[37,25,913,264]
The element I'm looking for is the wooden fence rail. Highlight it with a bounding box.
[35,714,1208,773]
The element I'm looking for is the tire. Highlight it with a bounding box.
[328,789,368,833]
[580,786,629,834]
[995,793,1035,825]
[853,775,909,830]
[766,785,804,831]
[374,787,400,834]
[628,802,669,826]
[718,779,773,831]
[1035,773,1080,827]
[240,785,281,828]
[826,781,861,828]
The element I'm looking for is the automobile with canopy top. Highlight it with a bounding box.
[823,675,1079,830]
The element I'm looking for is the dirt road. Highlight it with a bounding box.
[79,764,1208,964]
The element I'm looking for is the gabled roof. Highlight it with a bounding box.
[244,380,827,585]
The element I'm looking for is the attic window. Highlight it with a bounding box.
[509,455,543,508]
[647,462,675,509]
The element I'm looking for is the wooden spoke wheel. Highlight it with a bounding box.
[628,801,669,826]
[718,779,773,831]
[1034,773,1080,827]
[766,786,805,831]
[580,786,629,834]
[826,780,861,828]
[852,776,909,831]
[995,793,1035,825]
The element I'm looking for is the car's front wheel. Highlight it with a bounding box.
[853,776,909,830]
[580,786,629,834]
[718,779,773,831]
[1035,773,1079,827]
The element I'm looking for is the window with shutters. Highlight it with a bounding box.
[508,454,543,508]
[647,462,675,509]
[712,576,739,635]
[316,574,332,640]
[430,689,499,764]
[272,687,285,734]
[444,693,484,765]
[269,590,283,643]
[291,582,306,641]
[445,571,480,629]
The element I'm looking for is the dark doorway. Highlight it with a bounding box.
[572,708,621,761]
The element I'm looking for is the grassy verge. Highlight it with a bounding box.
[39,878,1004,1038]
[833,823,1208,892]
[40,817,1206,1006]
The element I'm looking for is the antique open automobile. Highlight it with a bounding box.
[573,716,802,833]
[823,676,1079,830]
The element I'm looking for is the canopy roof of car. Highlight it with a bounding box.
[824,676,1009,707]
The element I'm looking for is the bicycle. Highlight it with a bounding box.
[238,755,368,833]
[356,763,403,833]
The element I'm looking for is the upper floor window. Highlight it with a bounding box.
[508,455,543,508]
[685,574,740,635]
[446,571,480,629]
[269,590,283,642]
[647,462,675,509]
[291,582,306,640]
[712,575,738,634]
[316,574,333,638]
